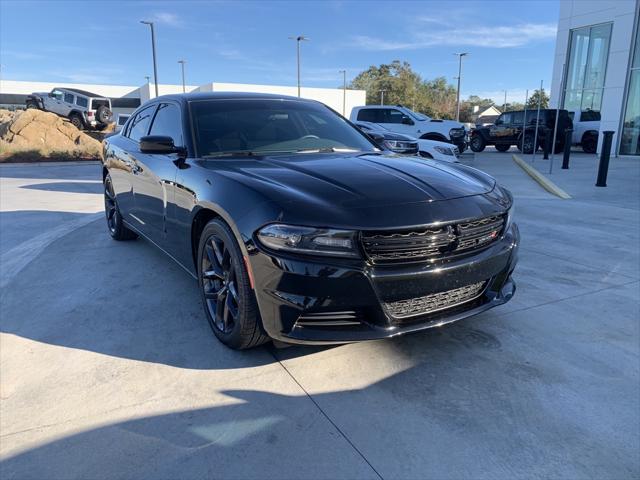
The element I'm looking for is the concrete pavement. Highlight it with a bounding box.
[1,156,638,479]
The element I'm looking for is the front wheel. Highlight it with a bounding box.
[469,135,486,152]
[582,133,597,153]
[104,175,137,241]
[495,144,510,152]
[198,219,269,350]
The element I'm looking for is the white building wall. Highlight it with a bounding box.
[550,0,639,154]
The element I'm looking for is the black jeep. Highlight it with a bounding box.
[470,109,573,154]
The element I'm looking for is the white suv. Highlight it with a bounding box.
[26,87,114,130]
[350,105,467,152]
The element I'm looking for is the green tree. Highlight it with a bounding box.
[525,89,549,110]
[350,60,423,108]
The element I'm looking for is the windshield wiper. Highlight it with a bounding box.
[295,147,361,154]
[203,149,296,158]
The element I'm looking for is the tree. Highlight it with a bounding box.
[350,61,423,108]
[458,95,496,123]
[525,89,549,110]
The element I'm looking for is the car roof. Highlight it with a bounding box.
[62,87,107,98]
[151,91,313,103]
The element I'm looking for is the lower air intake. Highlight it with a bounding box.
[384,281,487,319]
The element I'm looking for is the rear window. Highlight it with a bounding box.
[580,110,601,122]
[357,109,383,123]
[76,96,88,108]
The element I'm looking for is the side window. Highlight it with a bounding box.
[76,96,88,108]
[127,105,156,142]
[497,113,512,125]
[511,111,524,125]
[388,109,405,124]
[64,93,74,104]
[356,109,381,123]
[580,110,601,122]
[149,103,183,145]
[51,89,64,100]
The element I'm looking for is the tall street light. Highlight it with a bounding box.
[454,52,468,122]
[503,90,508,112]
[178,59,187,93]
[288,35,308,97]
[380,89,386,105]
[140,20,159,98]
[339,69,346,116]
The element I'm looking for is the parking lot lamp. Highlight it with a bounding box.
[178,60,187,93]
[380,89,386,105]
[140,20,159,98]
[454,52,468,122]
[339,70,346,116]
[503,90,507,112]
[288,35,309,97]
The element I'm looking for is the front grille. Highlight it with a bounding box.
[296,310,362,327]
[361,214,505,263]
[384,281,487,319]
[453,146,460,157]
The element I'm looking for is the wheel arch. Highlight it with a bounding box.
[581,130,598,142]
[420,132,449,142]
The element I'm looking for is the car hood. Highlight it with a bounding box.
[203,152,495,209]
[423,119,465,130]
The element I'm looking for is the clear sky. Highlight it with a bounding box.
[0,0,560,103]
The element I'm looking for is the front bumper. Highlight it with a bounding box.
[249,223,519,345]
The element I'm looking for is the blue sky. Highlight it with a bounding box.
[0,0,560,103]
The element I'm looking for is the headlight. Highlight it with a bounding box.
[449,128,465,138]
[257,224,360,258]
[434,146,454,156]
[383,139,415,151]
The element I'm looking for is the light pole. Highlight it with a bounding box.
[339,69,346,116]
[144,75,150,84]
[503,90,507,112]
[288,35,309,97]
[380,89,386,105]
[178,60,186,93]
[140,20,159,98]
[454,52,468,122]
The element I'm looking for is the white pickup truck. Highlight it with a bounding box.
[569,110,600,153]
[350,105,467,152]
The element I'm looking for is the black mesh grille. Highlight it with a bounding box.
[384,281,487,319]
[361,214,505,263]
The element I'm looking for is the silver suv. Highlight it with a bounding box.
[26,87,113,130]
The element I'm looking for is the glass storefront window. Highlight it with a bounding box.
[620,22,640,156]
[563,23,612,113]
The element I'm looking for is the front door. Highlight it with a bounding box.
[46,89,66,115]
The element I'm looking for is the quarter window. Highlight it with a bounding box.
[127,105,156,142]
[149,103,183,145]
[356,108,383,123]
[76,96,88,108]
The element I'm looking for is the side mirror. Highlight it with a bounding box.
[401,116,414,125]
[140,135,184,154]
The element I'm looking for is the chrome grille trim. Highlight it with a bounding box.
[384,281,487,319]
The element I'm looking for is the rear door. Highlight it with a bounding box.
[61,92,75,116]
[130,102,183,243]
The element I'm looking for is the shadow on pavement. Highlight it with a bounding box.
[20,181,103,194]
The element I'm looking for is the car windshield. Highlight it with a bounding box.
[404,108,428,121]
[190,99,378,157]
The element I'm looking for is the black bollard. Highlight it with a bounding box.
[543,130,551,160]
[562,129,572,169]
[595,131,615,187]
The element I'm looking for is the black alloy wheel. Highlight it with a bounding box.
[69,113,84,130]
[104,175,137,240]
[469,135,486,152]
[201,234,240,335]
[522,134,536,154]
[198,219,268,349]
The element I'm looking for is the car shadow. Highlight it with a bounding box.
[19,181,103,194]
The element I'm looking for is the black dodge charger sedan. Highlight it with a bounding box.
[102,92,519,349]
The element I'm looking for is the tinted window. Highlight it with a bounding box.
[117,115,130,126]
[127,105,156,142]
[51,89,63,100]
[510,111,524,125]
[191,99,377,156]
[149,103,183,145]
[76,96,88,108]
[497,113,512,125]
[580,110,601,122]
[64,93,74,104]
[388,109,407,124]
[356,108,382,123]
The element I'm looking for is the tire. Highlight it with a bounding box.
[582,132,597,153]
[96,105,113,125]
[198,219,269,350]
[104,174,138,241]
[469,135,486,152]
[495,144,510,152]
[26,102,38,109]
[69,113,84,130]
[522,134,537,154]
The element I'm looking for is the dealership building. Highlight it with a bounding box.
[550,0,640,156]
[0,79,366,124]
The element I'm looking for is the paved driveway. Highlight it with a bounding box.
[1,156,638,479]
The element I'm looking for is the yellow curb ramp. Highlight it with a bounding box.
[511,154,571,199]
